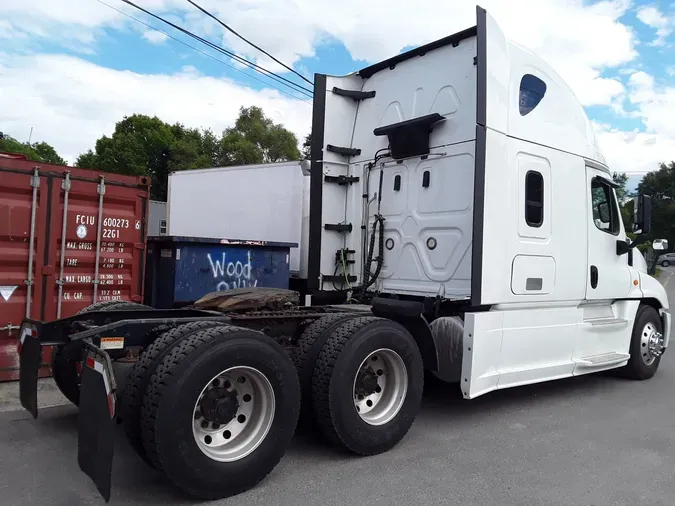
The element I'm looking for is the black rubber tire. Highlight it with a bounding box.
[76,300,128,314]
[51,300,148,406]
[311,316,424,455]
[290,313,359,425]
[140,325,300,499]
[621,305,664,380]
[121,320,226,467]
[662,261,670,267]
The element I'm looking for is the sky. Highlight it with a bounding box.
[1,0,674,191]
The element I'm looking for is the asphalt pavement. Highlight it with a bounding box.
[2,271,675,506]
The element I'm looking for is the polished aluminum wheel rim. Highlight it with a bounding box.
[352,348,407,426]
[640,321,664,366]
[192,366,275,462]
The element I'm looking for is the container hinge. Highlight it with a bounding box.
[97,176,106,196]
[324,223,353,233]
[324,175,360,185]
[332,87,376,101]
[61,171,72,191]
[323,274,358,283]
[30,167,40,188]
[326,145,361,157]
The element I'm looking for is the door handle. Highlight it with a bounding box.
[590,265,598,289]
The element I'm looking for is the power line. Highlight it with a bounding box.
[119,0,314,97]
[185,0,313,86]
[94,0,312,103]
[119,0,313,97]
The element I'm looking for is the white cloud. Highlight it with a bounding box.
[0,0,672,178]
[2,0,639,107]
[636,5,673,46]
[0,53,311,164]
[142,30,168,44]
[594,123,675,175]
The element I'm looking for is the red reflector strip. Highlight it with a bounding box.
[85,355,115,419]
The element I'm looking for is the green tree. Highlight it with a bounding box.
[301,133,311,160]
[0,134,66,165]
[75,107,301,200]
[218,106,300,166]
[612,172,629,202]
[32,142,67,165]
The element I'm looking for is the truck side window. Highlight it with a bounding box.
[525,170,544,227]
[591,177,619,235]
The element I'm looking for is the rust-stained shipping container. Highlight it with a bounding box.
[0,153,151,381]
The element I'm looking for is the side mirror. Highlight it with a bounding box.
[597,202,610,223]
[633,195,652,235]
[653,239,668,251]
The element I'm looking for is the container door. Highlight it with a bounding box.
[46,174,148,318]
[0,167,49,381]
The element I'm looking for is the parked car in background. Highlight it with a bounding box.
[657,252,675,266]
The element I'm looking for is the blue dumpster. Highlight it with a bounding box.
[144,236,297,309]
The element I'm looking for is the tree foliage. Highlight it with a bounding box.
[0,134,66,165]
[75,106,301,200]
[301,133,311,160]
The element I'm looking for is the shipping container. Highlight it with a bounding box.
[0,154,150,381]
[166,161,310,278]
[143,235,296,309]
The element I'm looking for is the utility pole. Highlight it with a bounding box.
[28,126,33,145]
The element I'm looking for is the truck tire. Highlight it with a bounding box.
[51,300,149,406]
[311,316,424,455]
[290,313,358,426]
[121,320,226,467]
[140,325,301,500]
[620,305,665,380]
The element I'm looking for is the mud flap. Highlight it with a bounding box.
[77,344,117,503]
[18,323,41,419]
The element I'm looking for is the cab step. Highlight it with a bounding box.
[575,352,630,367]
[583,317,628,327]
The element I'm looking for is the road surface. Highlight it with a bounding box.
[1,270,674,505]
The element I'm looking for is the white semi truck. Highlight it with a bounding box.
[17,5,669,503]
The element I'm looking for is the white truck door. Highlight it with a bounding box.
[585,166,632,300]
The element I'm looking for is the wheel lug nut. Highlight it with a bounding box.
[212,423,220,430]
[194,410,201,419]
[201,420,209,429]
[212,379,220,387]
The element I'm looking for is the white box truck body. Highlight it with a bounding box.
[166,161,310,276]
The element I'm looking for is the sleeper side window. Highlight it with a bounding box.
[525,170,544,227]
[591,177,620,236]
